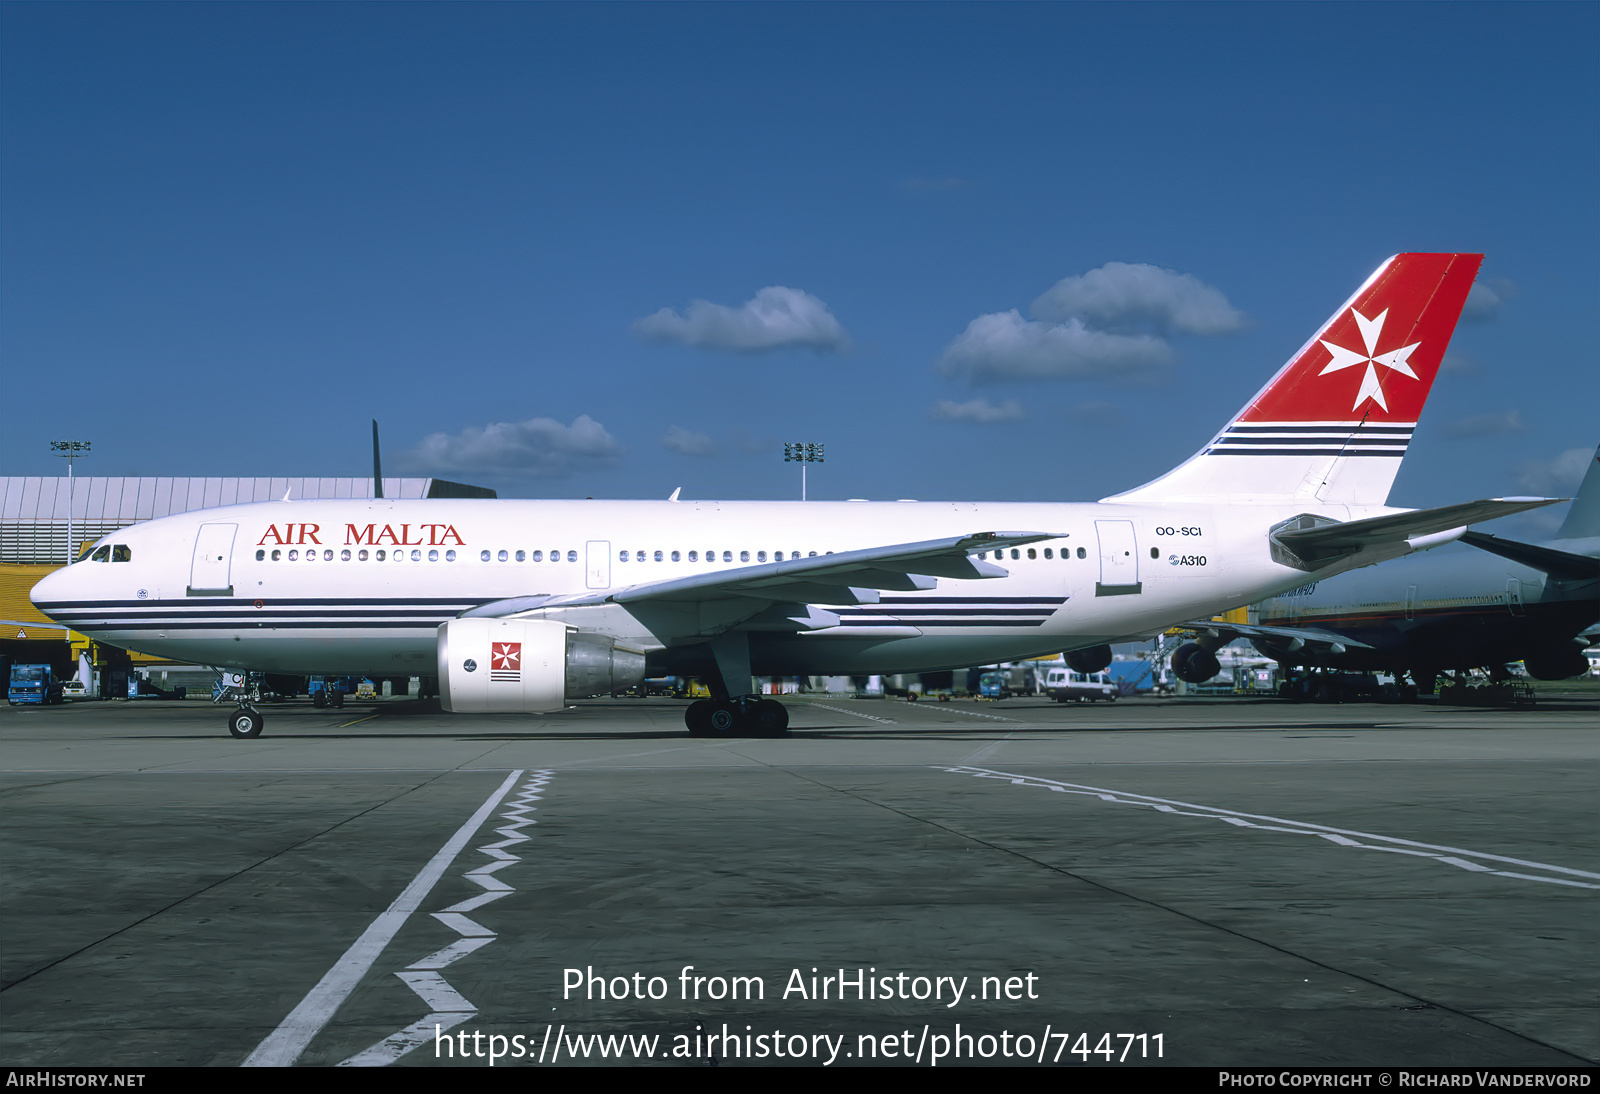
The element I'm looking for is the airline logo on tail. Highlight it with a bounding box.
[1318,307,1420,413]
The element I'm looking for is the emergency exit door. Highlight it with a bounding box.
[1094,520,1142,596]
[586,541,611,590]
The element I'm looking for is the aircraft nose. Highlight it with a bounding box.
[29,566,78,619]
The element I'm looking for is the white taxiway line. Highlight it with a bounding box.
[942,765,1600,891]
[242,769,527,1067]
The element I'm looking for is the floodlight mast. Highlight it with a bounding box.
[783,442,824,501]
[50,440,92,565]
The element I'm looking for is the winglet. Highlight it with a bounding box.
[668,487,682,502]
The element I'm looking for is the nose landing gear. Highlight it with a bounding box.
[228,705,264,739]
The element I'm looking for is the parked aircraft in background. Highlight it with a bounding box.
[32,253,1556,737]
[1170,446,1598,692]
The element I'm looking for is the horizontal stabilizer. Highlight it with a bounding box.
[1459,531,1599,582]
[1271,497,1560,567]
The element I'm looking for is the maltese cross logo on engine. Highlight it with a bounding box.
[1317,307,1421,413]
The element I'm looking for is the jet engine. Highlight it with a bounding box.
[1170,642,1222,684]
[437,617,646,713]
[1064,644,1113,674]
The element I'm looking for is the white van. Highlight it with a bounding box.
[1044,668,1118,702]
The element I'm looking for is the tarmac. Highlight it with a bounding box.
[2,690,1595,1068]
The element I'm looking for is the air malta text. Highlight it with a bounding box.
[256,523,466,547]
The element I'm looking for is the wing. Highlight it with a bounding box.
[1176,619,1373,654]
[1459,531,1599,583]
[462,531,1062,629]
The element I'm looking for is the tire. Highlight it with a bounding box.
[753,699,789,737]
[685,700,712,736]
[228,709,264,739]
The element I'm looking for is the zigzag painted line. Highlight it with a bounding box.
[339,770,554,1067]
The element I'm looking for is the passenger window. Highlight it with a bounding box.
[757,551,767,562]
[482,550,492,561]
[112,545,131,562]
[688,551,698,562]
[671,550,680,562]
[411,549,421,561]
[323,549,333,561]
[499,550,508,562]
[566,550,577,562]
[1150,547,1159,559]
[1027,548,1036,559]
[341,549,351,561]
[91,545,111,562]
[376,549,386,561]
[619,550,628,562]
[446,550,456,561]
[532,550,543,561]
[271,550,282,561]
[1044,548,1053,559]
[723,551,733,562]
[1077,547,1087,559]
[358,550,368,561]
[515,550,525,561]
[636,551,645,562]
[288,550,299,561]
[428,550,439,561]
[654,550,663,562]
[255,549,265,561]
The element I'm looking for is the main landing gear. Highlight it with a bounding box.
[684,697,789,738]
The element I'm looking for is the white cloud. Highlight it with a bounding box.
[634,286,851,353]
[1442,410,1526,439]
[1030,262,1246,335]
[936,310,1172,383]
[1512,447,1592,496]
[1461,277,1518,322]
[661,425,717,457]
[404,414,623,478]
[931,398,1026,424]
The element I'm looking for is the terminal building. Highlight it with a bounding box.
[1,476,493,698]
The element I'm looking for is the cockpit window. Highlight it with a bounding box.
[111,545,132,562]
[91,545,111,563]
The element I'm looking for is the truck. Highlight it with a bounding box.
[8,664,64,705]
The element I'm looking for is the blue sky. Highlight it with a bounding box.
[3,3,1595,533]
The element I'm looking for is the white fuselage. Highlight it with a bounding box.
[31,496,1390,678]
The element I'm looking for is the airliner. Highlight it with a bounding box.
[31,253,1556,738]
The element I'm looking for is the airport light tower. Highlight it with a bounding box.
[50,440,91,566]
[784,442,824,501]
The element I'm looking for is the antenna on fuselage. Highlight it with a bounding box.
[372,419,384,500]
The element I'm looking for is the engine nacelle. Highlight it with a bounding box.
[1522,646,1590,681]
[1170,642,1222,684]
[437,618,646,713]
[1064,644,1113,674]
